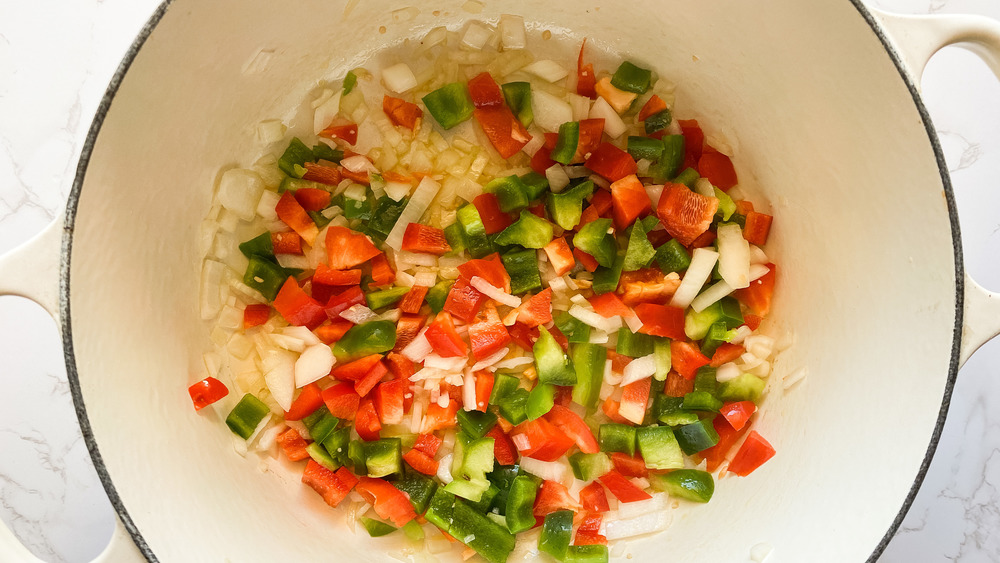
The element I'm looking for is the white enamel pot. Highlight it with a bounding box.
[2,1,1000,561]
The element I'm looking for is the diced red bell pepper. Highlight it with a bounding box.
[573,248,600,273]
[678,119,704,171]
[403,448,439,476]
[618,268,676,307]
[414,433,444,456]
[689,230,717,249]
[473,193,514,235]
[743,313,763,331]
[355,398,382,441]
[302,162,342,186]
[188,377,229,411]
[728,431,776,476]
[599,470,652,503]
[385,352,416,380]
[313,263,363,287]
[530,144,556,176]
[331,354,384,381]
[634,303,686,339]
[549,326,570,353]
[375,379,408,425]
[468,303,510,361]
[319,120,359,146]
[474,370,495,413]
[700,415,746,472]
[274,277,327,329]
[340,166,371,185]
[554,386,574,407]
[664,370,695,397]
[589,189,614,216]
[720,401,757,432]
[517,288,553,328]
[735,199,755,216]
[544,404,599,454]
[302,460,357,508]
[511,418,575,462]
[243,304,270,329]
[314,320,353,344]
[468,71,505,108]
[422,400,460,432]
[271,231,303,255]
[484,424,518,466]
[458,253,511,292]
[294,187,332,212]
[326,226,381,270]
[671,340,710,380]
[322,382,361,419]
[284,382,325,421]
[743,211,773,246]
[474,104,532,158]
[618,378,651,425]
[354,360,389,398]
[325,286,366,319]
[383,95,423,130]
[399,285,428,314]
[607,350,633,374]
[575,513,608,546]
[528,203,547,218]
[588,293,632,319]
[276,191,319,245]
[610,452,648,478]
[533,480,581,520]
[576,39,597,99]
[543,237,575,276]
[393,314,427,353]
[610,174,651,229]
[425,312,469,358]
[507,322,540,352]
[579,482,610,514]
[356,477,418,526]
[656,183,719,247]
[698,147,738,190]
[585,143,637,183]
[401,223,451,256]
[637,95,668,122]
[710,343,746,368]
[735,264,776,317]
[573,118,606,163]
[443,277,488,323]
[369,253,396,287]
[276,426,311,462]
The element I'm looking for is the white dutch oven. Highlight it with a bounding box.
[2,1,1000,561]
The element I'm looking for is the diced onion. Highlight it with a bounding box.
[268,333,306,353]
[749,244,769,265]
[218,169,265,221]
[716,362,740,383]
[471,276,522,308]
[669,248,719,310]
[200,260,225,320]
[384,180,412,201]
[566,93,591,122]
[694,177,716,198]
[470,347,510,371]
[295,344,335,388]
[462,369,478,411]
[644,184,664,209]
[521,133,545,157]
[282,326,321,346]
[749,263,770,282]
[588,330,610,344]
[341,155,377,174]
[624,313,644,333]
[784,366,808,389]
[414,271,438,286]
[424,354,468,371]
[402,328,433,361]
[523,60,569,83]
[545,164,571,193]
[616,493,668,519]
[261,349,297,410]
[256,120,286,144]
[745,334,775,359]
[511,433,531,452]
[276,254,311,270]
[498,14,526,50]
[340,304,378,325]
[621,354,656,386]
[717,223,751,289]
[589,97,627,139]
[729,325,753,345]
[690,280,734,313]
[569,305,622,333]
[381,62,418,93]
[564,166,589,179]
[436,453,454,484]
[313,90,342,135]
[604,508,671,540]
[531,90,574,132]
[493,356,533,370]
[395,250,439,267]
[385,176,442,250]
[519,458,574,486]
[462,21,492,50]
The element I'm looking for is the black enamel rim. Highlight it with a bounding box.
[59,1,964,561]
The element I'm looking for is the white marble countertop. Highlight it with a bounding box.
[1,0,999,561]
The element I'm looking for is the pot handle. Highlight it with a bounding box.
[0,217,147,561]
[874,9,1000,366]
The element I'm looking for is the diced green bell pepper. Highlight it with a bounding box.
[497,388,529,425]
[548,180,595,231]
[519,171,549,201]
[308,210,333,229]
[392,468,439,514]
[402,519,424,542]
[675,418,721,455]
[444,222,467,254]
[487,464,521,516]
[526,383,556,421]
[495,210,554,249]
[463,483,500,513]
[444,437,496,502]
[617,328,654,358]
[348,439,367,472]
[278,176,320,194]
[360,517,396,537]
[650,469,715,503]
[363,438,403,478]
[566,545,610,563]
[489,373,521,405]
[694,367,718,394]
[426,280,454,313]
[637,425,684,470]
[623,219,656,271]
[450,500,516,563]
[225,393,270,440]
[304,407,340,444]
[534,326,576,385]
[571,343,607,409]
[278,138,314,178]
[239,232,274,260]
[422,82,475,130]
[611,61,652,94]
[573,218,617,268]
[599,423,637,456]
[714,187,736,221]
[654,338,672,381]
[306,442,340,471]
[654,395,699,426]
[539,510,574,560]
[592,251,625,295]
[644,108,672,135]
[505,475,540,533]
[366,197,408,242]
[672,167,700,188]
[243,255,290,301]
[685,302,724,341]
[501,248,543,295]
[654,238,692,273]
[311,143,343,164]
[718,374,766,402]
[569,452,613,482]
[700,321,730,357]
[682,391,723,412]
[718,296,745,329]
[457,409,498,439]
[457,204,495,258]
[424,488,457,531]
[502,81,534,127]
[551,121,580,165]
[486,175,531,213]
[366,287,409,310]
[342,70,358,95]
[343,192,373,220]
[332,320,397,361]
[627,136,664,162]
[322,427,351,464]
[556,311,591,344]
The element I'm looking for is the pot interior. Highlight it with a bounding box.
[67,0,958,561]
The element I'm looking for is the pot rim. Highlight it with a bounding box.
[57,1,965,561]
